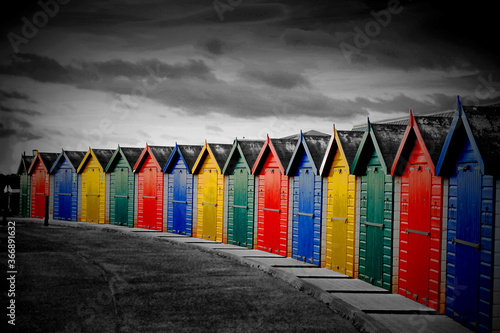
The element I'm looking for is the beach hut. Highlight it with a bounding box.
[319,127,363,277]
[436,99,500,331]
[163,144,202,236]
[28,152,59,219]
[391,112,453,311]
[17,152,34,217]
[222,139,265,248]
[351,122,406,291]
[105,146,142,227]
[50,150,86,221]
[252,136,296,256]
[133,145,173,231]
[192,141,232,242]
[286,132,330,265]
[77,148,114,224]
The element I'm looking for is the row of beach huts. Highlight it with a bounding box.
[16,99,500,332]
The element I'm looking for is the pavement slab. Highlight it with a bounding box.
[274,267,349,278]
[215,249,284,257]
[305,278,390,293]
[245,257,318,268]
[333,293,435,313]
[368,314,473,333]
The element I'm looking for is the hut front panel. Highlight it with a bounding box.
[196,154,224,241]
[53,158,78,221]
[325,149,356,277]
[398,139,442,311]
[167,156,194,236]
[358,149,394,291]
[256,151,289,256]
[137,155,164,231]
[81,157,107,223]
[30,163,49,219]
[291,151,322,265]
[445,137,494,331]
[227,157,255,248]
[110,157,134,227]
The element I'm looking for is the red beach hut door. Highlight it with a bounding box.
[143,167,158,229]
[34,169,46,218]
[263,169,280,253]
[407,164,431,304]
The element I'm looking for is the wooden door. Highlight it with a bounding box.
[263,168,280,253]
[407,164,431,304]
[297,168,314,262]
[58,169,72,220]
[173,169,187,234]
[202,169,218,239]
[232,168,249,246]
[86,168,100,223]
[329,167,348,274]
[114,168,129,226]
[143,168,158,229]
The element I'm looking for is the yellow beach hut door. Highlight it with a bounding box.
[327,165,348,274]
[86,168,100,222]
[202,168,218,239]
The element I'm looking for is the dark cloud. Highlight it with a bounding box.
[0,89,33,102]
[0,53,218,84]
[197,37,227,56]
[240,69,311,89]
[0,103,41,116]
[0,116,42,140]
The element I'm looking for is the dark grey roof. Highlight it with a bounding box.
[463,105,500,176]
[38,152,60,172]
[237,140,265,170]
[336,131,364,167]
[270,138,297,169]
[371,124,407,170]
[64,151,87,170]
[303,135,331,171]
[178,145,203,171]
[149,146,174,170]
[208,143,232,170]
[92,149,115,169]
[17,154,34,174]
[120,147,143,168]
[414,116,454,166]
[281,130,330,139]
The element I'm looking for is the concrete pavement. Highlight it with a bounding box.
[12,218,473,333]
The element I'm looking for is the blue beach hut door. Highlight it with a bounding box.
[453,162,481,328]
[59,169,72,220]
[173,169,187,234]
[297,168,314,262]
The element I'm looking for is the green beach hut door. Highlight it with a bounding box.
[364,165,384,286]
[115,168,129,226]
[233,168,249,246]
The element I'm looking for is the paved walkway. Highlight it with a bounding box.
[10,218,473,333]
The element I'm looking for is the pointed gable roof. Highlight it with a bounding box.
[28,152,59,175]
[164,144,203,174]
[391,111,453,177]
[319,126,364,176]
[17,153,34,175]
[133,144,174,172]
[286,132,330,175]
[351,121,407,175]
[437,98,500,177]
[252,135,297,175]
[77,148,115,173]
[105,146,143,172]
[50,150,86,173]
[192,141,232,174]
[222,139,265,174]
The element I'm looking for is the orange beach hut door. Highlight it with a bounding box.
[86,168,100,222]
[202,168,217,239]
[406,164,431,303]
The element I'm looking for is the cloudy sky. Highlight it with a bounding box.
[0,0,499,173]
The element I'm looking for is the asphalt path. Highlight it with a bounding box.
[1,221,360,332]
